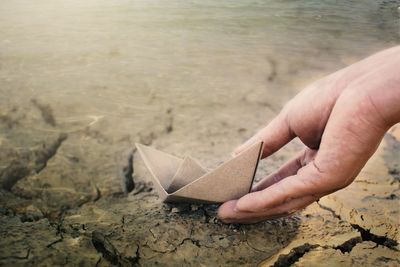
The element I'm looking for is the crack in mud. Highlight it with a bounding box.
[91,231,141,266]
[0,248,30,260]
[272,243,319,267]
[317,202,342,220]
[351,224,398,250]
[123,149,135,193]
[0,133,67,191]
[31,98,57,127]
[131,181,153,196]
[46,238,63,248]
[317,202,398,251]
[179,238,201,248]
[333,236,363,253]
[91,231,120,266]
[132,245,140,266]
[268,235,368,266]
[94,185,102,202]
[34,133,68,173]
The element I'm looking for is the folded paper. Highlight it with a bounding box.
[135,141,263,203]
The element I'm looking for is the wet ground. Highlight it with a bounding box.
[1,0,399,266]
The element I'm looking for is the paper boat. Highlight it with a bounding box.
[135,141,263,203]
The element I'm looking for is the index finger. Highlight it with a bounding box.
[234,111,295,158]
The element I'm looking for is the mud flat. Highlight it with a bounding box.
[2,0,400,264]
[0,96,399,266]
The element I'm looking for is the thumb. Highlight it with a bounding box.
[235,160,326,212]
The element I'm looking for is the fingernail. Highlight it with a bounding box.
[233,206,238,212]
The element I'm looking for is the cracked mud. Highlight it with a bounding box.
[1,2,400,263]
[1,96,399,266]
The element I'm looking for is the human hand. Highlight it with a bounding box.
[218,46,400,223]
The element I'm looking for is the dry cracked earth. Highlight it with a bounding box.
[0,97,399,267]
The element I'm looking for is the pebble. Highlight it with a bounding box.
[171,207,179,213]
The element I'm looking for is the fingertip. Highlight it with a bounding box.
[217,200,237,221]
[233,145,244,156]
[217,206,226,220]
[235,193,257,212]
[233,137,258,156]
[250,182,262,192]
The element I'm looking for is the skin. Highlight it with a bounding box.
[218,46,400,224]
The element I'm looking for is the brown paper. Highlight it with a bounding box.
[135,141,263,203]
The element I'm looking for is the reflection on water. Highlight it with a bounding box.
[0,0,399,143]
